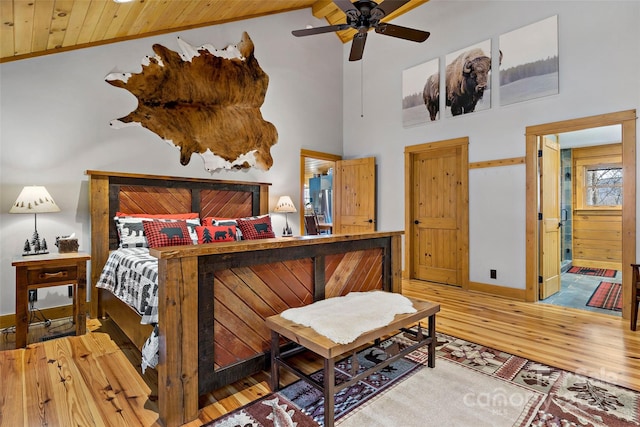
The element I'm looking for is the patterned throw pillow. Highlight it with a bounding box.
[142,220,193,248]
[236,215,276,240]
[195,225,237,244]
[202,217,242,240]
[114,217,148,248]
[115,215,200,247]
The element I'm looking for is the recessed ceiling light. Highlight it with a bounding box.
[113,0,135,3]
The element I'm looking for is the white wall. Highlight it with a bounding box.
[0,10,343,315]
[342,0,640,288]
[1,1,638,316]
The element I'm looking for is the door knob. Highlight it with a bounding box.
[414,220,420,224]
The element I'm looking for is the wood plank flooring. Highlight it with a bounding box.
[1,280,639,427]
[0,330,157,426]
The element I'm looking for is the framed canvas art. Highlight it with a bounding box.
[499,15,558,106]
[402,58,439,127]
[444,39,493,118]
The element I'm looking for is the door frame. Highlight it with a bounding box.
[404,137,469,288]
[525,110,636,321]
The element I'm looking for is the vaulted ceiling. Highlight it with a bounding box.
[0,0,428,63]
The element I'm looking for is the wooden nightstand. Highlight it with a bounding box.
[12,252,90,348]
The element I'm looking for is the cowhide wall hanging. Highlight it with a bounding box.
[106,32,278,172]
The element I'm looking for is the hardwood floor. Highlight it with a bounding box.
[403,280,640,391]
[1,280,639,427]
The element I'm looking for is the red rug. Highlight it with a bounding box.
[567,266,617,277]
[587,281,623,311]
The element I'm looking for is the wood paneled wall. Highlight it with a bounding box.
[571,144,622,270]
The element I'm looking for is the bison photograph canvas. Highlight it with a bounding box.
[402,58,439,127]
[445,39,494,118]
[499,15,558,106]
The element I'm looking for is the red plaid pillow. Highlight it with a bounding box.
[142,220,192,248]
[236,215,275,239]
[195,225,237,243]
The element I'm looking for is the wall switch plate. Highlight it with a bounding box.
[28,289,37,302]
[490,269,497,279]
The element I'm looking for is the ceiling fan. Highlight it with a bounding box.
[292,0,430,61]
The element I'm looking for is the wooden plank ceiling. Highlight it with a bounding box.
[0,0,428,63]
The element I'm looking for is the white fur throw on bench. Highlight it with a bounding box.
[280,291,416,344]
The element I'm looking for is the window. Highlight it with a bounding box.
[574,150,622,211]
[584,166,622,206]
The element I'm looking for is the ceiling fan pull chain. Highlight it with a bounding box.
[361,60,365,118]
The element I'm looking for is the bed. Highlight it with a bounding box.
[87,170,403,426]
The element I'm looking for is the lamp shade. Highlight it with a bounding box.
[273,196,297,213]
[9,186,61,214]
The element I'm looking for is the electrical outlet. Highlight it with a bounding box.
[490,269,497,279]
[28,289,37,302]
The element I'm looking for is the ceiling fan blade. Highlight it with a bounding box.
[292,24,352,37]
[349,32,368,61]
[333,0,359,14]
[372,0,411,18]
[375,23,430,42]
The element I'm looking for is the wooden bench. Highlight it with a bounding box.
[265,296,440,427]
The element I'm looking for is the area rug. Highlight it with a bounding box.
[206,332,640,427]
[567,266,617,278]
[206,393,319,427]
[586,281,623,311]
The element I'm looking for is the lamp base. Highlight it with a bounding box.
[23,251,49,257]
[282,215,293,236]
[22,233,49,256]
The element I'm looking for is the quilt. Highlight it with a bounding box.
[96,248,160,371]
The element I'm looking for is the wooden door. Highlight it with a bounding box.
[539,136,561,299]
[333,157,376,234]
[410,144,466,285]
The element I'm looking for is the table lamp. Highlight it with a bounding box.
[10,186,61,255]
[273,196,297,236]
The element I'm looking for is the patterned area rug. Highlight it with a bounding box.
[587,281,623,311]
[206,332,640,427]
[206,393,318,427]
[567,266,617,278]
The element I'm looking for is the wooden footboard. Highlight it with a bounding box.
[87,170,403,427]
[151,231,403,426]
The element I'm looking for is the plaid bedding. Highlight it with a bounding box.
[96,248,159,371]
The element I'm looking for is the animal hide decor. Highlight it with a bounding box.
[106,32,278,172]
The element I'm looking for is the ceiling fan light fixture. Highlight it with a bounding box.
[292,0,430,61]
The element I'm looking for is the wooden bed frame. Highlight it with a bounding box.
[87,170,403,426]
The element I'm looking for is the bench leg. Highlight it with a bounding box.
[323,357,335,427]
[270,331,281,391]
[428,314,436,368]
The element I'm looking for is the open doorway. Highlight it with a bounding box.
[300,150,340,235]
[525,110,636,323]
[538,126,623,315]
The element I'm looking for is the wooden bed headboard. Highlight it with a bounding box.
[86,170,270,318]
